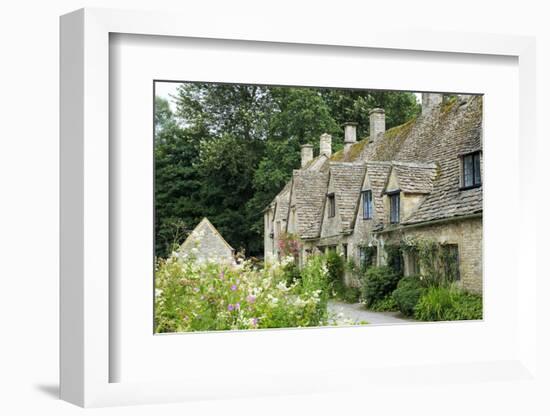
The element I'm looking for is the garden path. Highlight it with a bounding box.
[328,300,414,326]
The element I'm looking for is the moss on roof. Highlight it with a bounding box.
[440,95,458,116]
[372,117,416,160]
[329,139,368,162]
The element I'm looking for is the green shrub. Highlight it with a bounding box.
[392,275,426,317]
[282,261,301,285]
[154,253,331,332]
[385,244,404,276]
[341,285,361,303]
[369,294,398,312]
[360,266,400,307]
[414,286,483,321]
[325,250,346,298]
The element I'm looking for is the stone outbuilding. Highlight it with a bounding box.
[178,217,235,265]
[264,93,483,293]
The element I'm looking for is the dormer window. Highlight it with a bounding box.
[327,193,335,218]
[362,190,373,219]
[461,151,481,189]
[389,191,400,224]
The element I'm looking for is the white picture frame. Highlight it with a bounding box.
[60,7,538,408]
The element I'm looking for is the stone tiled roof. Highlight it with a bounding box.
[269,95,483,237]
[328,162,367,233]
[366,96,483,225]
[396,97,482,224]
[364,161,392,226]
[290,170,329,239]
[388,162,438,194]
[273,181,291,222]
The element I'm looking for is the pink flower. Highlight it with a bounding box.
[246,295,256,304]
[235,302,240,310]
[231,284,237,291]
[219,271,225,280]
[251,318,258,327]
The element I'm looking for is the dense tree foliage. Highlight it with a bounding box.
[154,84,419,258]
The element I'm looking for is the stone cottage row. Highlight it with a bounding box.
[264,93,483,293]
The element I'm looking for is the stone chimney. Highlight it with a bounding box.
[369,108,385,141]
[421,93,443,115]
[319,133,332,157]
[343,122,358,152]
[300,144,313,167]
[457,94,470,105]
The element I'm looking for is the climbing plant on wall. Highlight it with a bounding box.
[400,237,459,286]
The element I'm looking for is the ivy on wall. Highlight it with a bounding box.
[400,237,459,285]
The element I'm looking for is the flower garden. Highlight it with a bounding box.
[155,236,483,333]
[155,253,330,333]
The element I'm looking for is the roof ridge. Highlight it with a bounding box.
[392,161,437,169]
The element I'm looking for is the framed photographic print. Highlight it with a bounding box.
[60,7,538,408]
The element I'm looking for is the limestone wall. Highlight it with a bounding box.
[379,216,482,293]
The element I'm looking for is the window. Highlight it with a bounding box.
[362,190,373,219]
[441,244,460,282]
[462,151,481,188]
[327,193,335,218]
[359,246,377,269]
[326,245,337,254]
[406,251,419,276]
[342,244,348,260]
[389,193,400,224]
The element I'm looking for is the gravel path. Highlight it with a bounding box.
[328,300,413,326]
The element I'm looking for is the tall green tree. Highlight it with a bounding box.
[155,121,205,257]
[155,83,420,258]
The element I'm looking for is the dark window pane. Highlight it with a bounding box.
[390,194,400,223]
[473,153,481,185]
[464,154,473,187]
[328,194,335,217]
[363,190,372,219]
[442,244,460,282]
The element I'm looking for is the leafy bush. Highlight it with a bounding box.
[155,252,330,332]
[282,261,301,285]
[392,275,426,317]
[414,286,483,321]
[341,285,361,303]
[385,244,404,276]
[360,266,401,307]
[369,294,398,312]
[325,250,346,298]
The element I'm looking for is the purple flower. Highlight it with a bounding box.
[235,302,240,310]
[246,295,256,304]
[251,318,258,327]
[231,284,237,291]
[227,304,234,311]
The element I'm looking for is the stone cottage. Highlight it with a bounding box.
[179,217,235,264]
[264,93,482,293]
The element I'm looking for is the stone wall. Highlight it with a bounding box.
[378,216,482,293]
[179,222,234,265]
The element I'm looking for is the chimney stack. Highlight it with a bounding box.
[369,108,385,141]
[421,93,443,115]
[319,133,332,157]
[343,122,358,152]
[300,144,313,167]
